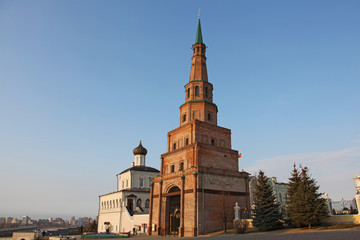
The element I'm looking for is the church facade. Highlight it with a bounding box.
[148,18,250,237]
[97,142,159,234]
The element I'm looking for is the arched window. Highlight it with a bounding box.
[183,114,186,122]
[211,139,215,146]
[208,113,211,121]
[185,138,189,146]
[173,142,176,150]
[145,199,150,208]
[137,199,142,207]
[187,88,190,98]
[205,87,208,97]
[195,86,199,96]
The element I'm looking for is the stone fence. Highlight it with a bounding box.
[323,214,360,225]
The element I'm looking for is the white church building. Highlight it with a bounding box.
[97,142,160,234]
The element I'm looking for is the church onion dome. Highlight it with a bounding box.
[133,141,147,155]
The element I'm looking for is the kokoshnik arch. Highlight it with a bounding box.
[148,16,250,237]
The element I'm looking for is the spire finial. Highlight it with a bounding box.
[198,9,200,19]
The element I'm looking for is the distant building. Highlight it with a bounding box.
[22,216,30,225]
[97,142,159,234]
[331,198,358,214]
[11,218,20,224]
[76,217,91,227]
[249,176,289,215]
[70,216,76,226]
[5,217,13,224]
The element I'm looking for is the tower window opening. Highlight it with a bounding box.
[187,88,190,98]
[211,139,215,146]
[173,142,176,150]
[205,87,208,97]
[185,138,189,146]
[195,86,199,96]
[171,165,175,173]
[183,114,186,122]
[179,162,184,171]
[208,113,211,121]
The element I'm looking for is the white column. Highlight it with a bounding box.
[353,175,360,214]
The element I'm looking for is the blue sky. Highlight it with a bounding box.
[0,0,359,219]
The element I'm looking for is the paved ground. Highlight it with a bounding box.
[130,227,360,240]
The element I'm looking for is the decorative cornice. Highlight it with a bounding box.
[180,100,217,108]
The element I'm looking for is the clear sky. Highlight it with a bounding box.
[0,0,359,219]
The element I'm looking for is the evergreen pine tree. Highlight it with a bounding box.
[252,170,283,231]
[286,164,303,227]
[300,167,328,228]
[287,164,328,228]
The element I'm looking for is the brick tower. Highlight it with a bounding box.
[148,16,250,237]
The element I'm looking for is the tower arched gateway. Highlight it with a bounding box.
[165,186,181,235]
[148,15,250,237]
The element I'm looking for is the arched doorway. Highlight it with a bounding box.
[165,186,181,236]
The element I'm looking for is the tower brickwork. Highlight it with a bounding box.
[148,17,250,237]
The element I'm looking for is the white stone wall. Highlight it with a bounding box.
[99,191,123,213]
[118,170,158,191]
[98,190,152,233]
[134,155,145,166]
[120,212,149,234]
[118,171,131,191]
[131,171,157,189]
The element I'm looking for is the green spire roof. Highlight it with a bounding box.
[195,19,203,44]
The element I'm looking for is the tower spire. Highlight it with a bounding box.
[195,11,203,44]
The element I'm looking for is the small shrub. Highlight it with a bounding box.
[234,219,249,234]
